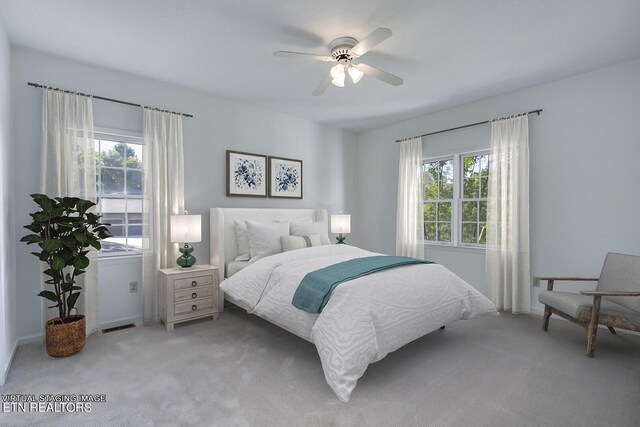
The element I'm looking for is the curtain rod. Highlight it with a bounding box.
[396,109,542,143]
[27,82,194,118]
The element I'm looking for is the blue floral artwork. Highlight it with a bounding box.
[269,157,303,199]
[274,164,299,192]
[234,158,263,190]
[227,151,267,197]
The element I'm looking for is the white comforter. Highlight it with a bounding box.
[220,245,497,402]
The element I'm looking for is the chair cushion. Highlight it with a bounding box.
[539,290,640,326]
[597,252,640,313]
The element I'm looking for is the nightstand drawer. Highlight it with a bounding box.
[174,286,214,303]
[174,297,216,316]
[174,274,213,290]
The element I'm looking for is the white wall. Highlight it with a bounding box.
[0,16,16,385]
[11,46,359,340]
[357,59,640,313]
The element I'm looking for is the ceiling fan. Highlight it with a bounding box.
[274,28,403,96]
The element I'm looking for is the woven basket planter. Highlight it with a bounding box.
[45,315,86,357]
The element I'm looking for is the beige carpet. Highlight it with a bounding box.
[2,309,639,426]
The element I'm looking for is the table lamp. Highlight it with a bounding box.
[331,213,351,244]
[170,213,202,268]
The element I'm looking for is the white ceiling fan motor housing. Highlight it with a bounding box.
[330,37,359,61]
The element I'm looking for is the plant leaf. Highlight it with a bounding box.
[20,234,42,244]
[74,255,90,270]
[41,239,62,252]
[51,255,66,270]
[67,292,80,310]
[38,290,59,303]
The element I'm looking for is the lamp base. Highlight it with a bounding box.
[335,234,346,245]
[177,244,196,268]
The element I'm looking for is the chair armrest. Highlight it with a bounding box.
[535,277,599,291]
[580,291,640,297]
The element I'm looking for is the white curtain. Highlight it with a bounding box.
[396,137,425,259]
[485,114,530,313]
[40,89,99,335]
[142,109,184,322]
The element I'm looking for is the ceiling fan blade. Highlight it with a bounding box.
[355,63,403,86]
[312,72,332,96]
[351,28,392,57]
[274,51,334,61]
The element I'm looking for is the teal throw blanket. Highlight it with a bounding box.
[292,256,433,313]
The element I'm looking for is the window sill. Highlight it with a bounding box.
[424,243,486,253]
[97,253,143,263]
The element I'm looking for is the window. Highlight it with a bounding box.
[460,154,489,245]
[423,158,453,243]
[95,132,144,255]
[423,151,490,247]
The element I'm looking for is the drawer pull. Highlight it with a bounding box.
[191,292,197,299]
[192,305,197,311]
[191,281,197,287]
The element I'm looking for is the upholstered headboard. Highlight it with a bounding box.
[209,207,328,284]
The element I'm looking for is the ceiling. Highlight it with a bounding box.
[1,0,640,132]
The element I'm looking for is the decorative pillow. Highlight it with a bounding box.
[290,221,330,245]
[281,234,321,252]
[246,220,290,261]
[234,221,251,261]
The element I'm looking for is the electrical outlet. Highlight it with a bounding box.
[129,282,138,293]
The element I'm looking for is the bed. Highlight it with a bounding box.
[210,207,498,402]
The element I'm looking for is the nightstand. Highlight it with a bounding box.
[158,264,219,331]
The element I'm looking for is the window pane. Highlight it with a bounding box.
[438,202,451,221]
[439,181,453,199]
[127,144,143,169]
[425,180,438,200]
[463,177,479,198]
[424,222,436,240]
[479,201,487,222]
[463,156,478,178]
[101,225,127,253]
[438,222,451,242]
[461,223,478,244]
[478,223,487,244]
[462,201,478,221]
[441,160,453,184]
[101,168,124,194]
[126,170,143,195]
[426,161,439,182]
[99,140,125,167]
[424,203,436,221]
[480,176,489,198]
[480,155,489,176]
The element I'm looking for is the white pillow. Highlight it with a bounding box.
[290,221,330,245]
[234,221,251,261]
[281,234,321,252]
[246,220,290,261]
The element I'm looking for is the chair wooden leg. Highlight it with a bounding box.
[542,306,552,332]
[607,326,616,334]
[586,296,602,358]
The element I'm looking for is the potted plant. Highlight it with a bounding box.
[21,194,110,357]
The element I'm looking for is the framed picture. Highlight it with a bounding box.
[269,156,303,199]
[226,150,268,197]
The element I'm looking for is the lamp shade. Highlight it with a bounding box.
[331,214,351,234]
[170,215,202,243]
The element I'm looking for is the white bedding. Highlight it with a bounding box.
[220,244,498,402]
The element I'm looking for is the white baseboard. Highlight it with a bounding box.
[17,333,42,346]
[1,340,18,387]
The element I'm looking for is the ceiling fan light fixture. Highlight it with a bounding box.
[330,63,346,87]
[348,65,364,84]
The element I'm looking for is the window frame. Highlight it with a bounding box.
[423,149,490,249]
[94,128,145,258]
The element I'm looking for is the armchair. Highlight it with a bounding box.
[537,252,640,357]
